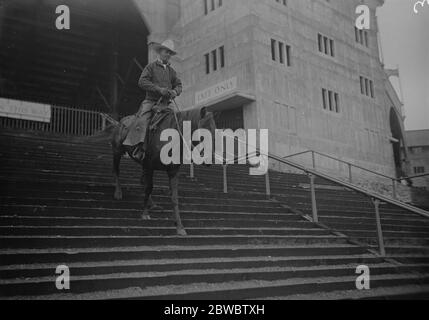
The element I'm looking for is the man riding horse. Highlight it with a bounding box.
[123,39,183,162]
[111,39,217,236]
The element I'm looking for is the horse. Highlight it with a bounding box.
[110,103,217,236]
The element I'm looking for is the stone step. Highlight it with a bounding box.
[0,194,281,208]
[321,215,429,226]
[2,263,423,298]
[0,234,350,249]
[261,285,429,300]
[324,221,429,233]
[0,226,332,237]
[0,197,290,213]
[354,237,429,246]
[6,273,429,300]
[0,206,305,221]
[0,216,316,229]
[0,254,384,280]
[332,229,429,239]
[0,244,368,266]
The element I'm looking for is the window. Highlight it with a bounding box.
[360,76,375,98]
[355,26,369,48]
[318,34,323,52]
[275,0,287,6]
[334,93,340,113]
[322,88,340,113]
[212,50,217,71]
[219,46,225,68]
[369,80,374,98]
[414,167,425,174]
[279,42,284,64]
[324,37,328,55]
[204,0,222,15]
[204,53,210,74]
[271,38,292,67]
[286,45,291,66]
[204,0,208,15]
[271,39,276,61]
[318,33,335,57]
[204,46,225,74]
[322,89,327,109]
[365,78,369,96]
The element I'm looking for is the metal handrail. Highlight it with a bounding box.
[404,173,429,180]
[207,150,429,218]
[269,152,429,219]
[283,150,409,199]
[283,150,395,180]
[196,149,429,257]
[284,149,429,183]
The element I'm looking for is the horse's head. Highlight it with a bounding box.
[197,107,217,166]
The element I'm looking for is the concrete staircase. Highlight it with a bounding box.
[1,131,428,299]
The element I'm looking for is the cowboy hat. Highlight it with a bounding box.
[150,39,177,56]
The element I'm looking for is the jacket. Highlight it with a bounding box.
[138,60,183,102]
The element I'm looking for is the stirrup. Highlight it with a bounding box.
[131,145,145,161]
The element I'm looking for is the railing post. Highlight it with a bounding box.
[190,162,194,179]
[265,171,271,199]
[372,198,386,257]
[311,151,316,169]
[392,179,397,200]
[223,164,228,194]
[101,115,107,131]
[309,174,318,223]
[348,163,353,183]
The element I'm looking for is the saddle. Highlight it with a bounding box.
[118,106,175,143]
[149,106,175,132]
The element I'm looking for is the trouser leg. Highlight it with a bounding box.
[123,100,155,147]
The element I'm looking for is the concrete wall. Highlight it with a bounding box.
[134,0,402,180]
[243,0,396,177]
[406,130,429,189]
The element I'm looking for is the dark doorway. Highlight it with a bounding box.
[390,107,405,177]
[213,106,245,163]
[0,0,149,118]
[214,106,244,130]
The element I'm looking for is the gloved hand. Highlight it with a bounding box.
[168,89,177,99]
[159,88,169,97]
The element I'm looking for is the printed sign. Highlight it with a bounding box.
[0,98,51,123]
[195,77,238,105]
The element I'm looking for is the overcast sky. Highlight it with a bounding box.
[378,0,429,131]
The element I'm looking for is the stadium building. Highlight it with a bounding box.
[0,0,408,177]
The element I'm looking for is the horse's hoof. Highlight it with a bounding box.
[177,228,187,237]
[114,191,123,201]
[141,214,151,220]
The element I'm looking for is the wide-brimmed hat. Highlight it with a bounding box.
[150,40,177,56]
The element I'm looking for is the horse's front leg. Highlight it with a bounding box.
[141,168,154,220]
[112,144,124,200]
[140,174,163,211]
[168,169,187,236]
